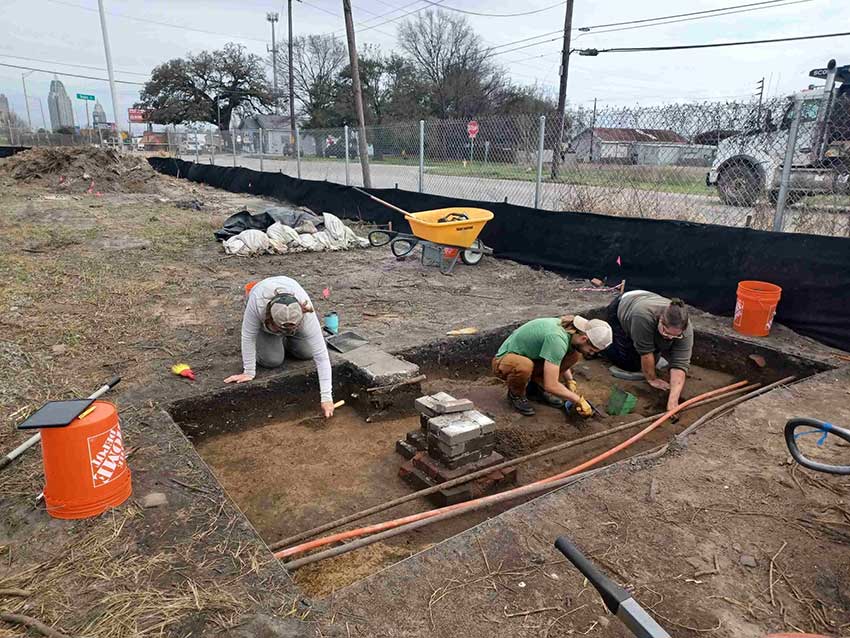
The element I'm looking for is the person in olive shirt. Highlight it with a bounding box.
[492,315,613,417]
[603,290,694,411]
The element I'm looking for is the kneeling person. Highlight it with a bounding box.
[492,316,613,417]
[224,276,335,418]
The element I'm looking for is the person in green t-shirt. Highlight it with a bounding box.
[492,315,613,417]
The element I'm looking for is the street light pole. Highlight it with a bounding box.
[96,0,122,139]
[21,72,33,130]
[267,12,280,115]
[287,0,297,144]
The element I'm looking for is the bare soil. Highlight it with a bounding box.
[0,152,846,637]
[196,358,736,596]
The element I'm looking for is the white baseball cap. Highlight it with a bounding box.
[573,315,613,350]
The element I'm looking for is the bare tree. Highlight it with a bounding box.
[277,34,347,128]
[397,9,504,119]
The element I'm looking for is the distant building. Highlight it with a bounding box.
[47,78,75,131]
[0,94,9,120]
[568,127,714,166]
[92,101,108,128]
[237,114,302,155]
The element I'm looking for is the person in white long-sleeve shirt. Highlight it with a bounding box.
[224,276,336,418]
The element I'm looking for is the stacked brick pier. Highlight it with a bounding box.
[397,392,516,505]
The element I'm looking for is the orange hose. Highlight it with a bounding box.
[274,380,747,560]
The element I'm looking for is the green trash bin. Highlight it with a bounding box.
[607,386,638,416]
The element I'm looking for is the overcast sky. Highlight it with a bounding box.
[2,0,847,129]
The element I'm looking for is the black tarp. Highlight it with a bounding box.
[0,146,30,158]
[149,157,850,353]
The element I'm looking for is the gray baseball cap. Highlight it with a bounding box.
[573,315,613,350]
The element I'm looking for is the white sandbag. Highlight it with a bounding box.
[223,229,273,256]
[266,222,299,253]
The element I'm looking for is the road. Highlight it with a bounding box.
[179,154,850,235]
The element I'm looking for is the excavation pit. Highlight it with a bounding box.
[167,322,828,597]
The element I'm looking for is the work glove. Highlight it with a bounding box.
[575,397,593,418]
[566,379,578,394]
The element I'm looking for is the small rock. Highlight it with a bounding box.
[596,616,611,628]
[141,492,168,508]
[590,278,605,287]
[733,543,743,552]
[51,344,68,355]
[748,354,767,368]
[739,554,758,568]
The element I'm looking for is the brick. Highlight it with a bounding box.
[428,410,493,444]
[396,439,417,460]
[432,419,481,445]
[414,450,508,482]
[430,443,495,464]
[432,398,475,414]
[420,414,430,432]
[428,433,495,458]
[342,345,420,386]
[415,392,460,417]
[405,430,427,450]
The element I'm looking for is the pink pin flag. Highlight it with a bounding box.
[616,255,622,267]
[322,287,331,299]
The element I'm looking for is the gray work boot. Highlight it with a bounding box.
[527,382,565,408]
[508,391,535,416]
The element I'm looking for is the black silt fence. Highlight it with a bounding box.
[149,157,850,353]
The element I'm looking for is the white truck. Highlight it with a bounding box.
[707,60,850,206]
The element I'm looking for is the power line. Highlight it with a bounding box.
[588,30,850,54]
[577,0,803,31]
[418,0,566,18]
[43,0,270,43]
[0,62,146,85]
[485,0,812,54]
[0,53,150,77]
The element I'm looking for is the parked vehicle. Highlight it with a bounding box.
[707,60,850,206]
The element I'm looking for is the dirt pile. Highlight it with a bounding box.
[0,147,164,193]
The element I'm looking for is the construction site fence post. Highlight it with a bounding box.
[195,138,199,164]
[419,119,424,193]
[774,97,803,233]
[232,132,237,168]
[98,128,103,148]
[259,128,264,172]
[295,126,302,179]
[344,125,350,186]
[534,115,546,209]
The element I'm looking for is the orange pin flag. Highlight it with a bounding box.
[171,363,195,381]
[322,287,331,299]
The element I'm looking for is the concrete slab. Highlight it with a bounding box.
[340,344,421,386]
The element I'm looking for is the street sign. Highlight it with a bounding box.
[467,120,479,139]
[128,108,149,123]
[76,93,95,101]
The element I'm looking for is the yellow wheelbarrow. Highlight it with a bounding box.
[353,187,494,275]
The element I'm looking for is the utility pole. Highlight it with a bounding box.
[287,0,297,145]
[342,0,371,188]
[267,12,280,115]
[551,0,575,180]
[21,72,33,130]
[97,0,122,139]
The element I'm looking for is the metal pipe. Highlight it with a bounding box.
[97,0,121,140]
[271,383,757,551]
[295,126,302,178]
[418,119,425,193]
[344,124,350,186]
[774,97,803,232]
[259,129,264,172]
[534,115,546,208]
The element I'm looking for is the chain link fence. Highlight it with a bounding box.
[167,93,849,237]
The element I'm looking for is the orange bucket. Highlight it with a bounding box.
[41,401,132,519]
[733,280,782,337]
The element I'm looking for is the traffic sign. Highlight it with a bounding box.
[76,93,95,101]
[467,120,479,139]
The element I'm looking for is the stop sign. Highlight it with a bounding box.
[467,120,479,139]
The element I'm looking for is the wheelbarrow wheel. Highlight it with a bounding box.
[390,237,417,258]
[461,240,484,266]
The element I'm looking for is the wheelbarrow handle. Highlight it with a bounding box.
[351,186,412,218]
[785,417,850,475]
[554,537,628,614]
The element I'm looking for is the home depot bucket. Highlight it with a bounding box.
[40,401,132,519]
[733,280,782,337]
